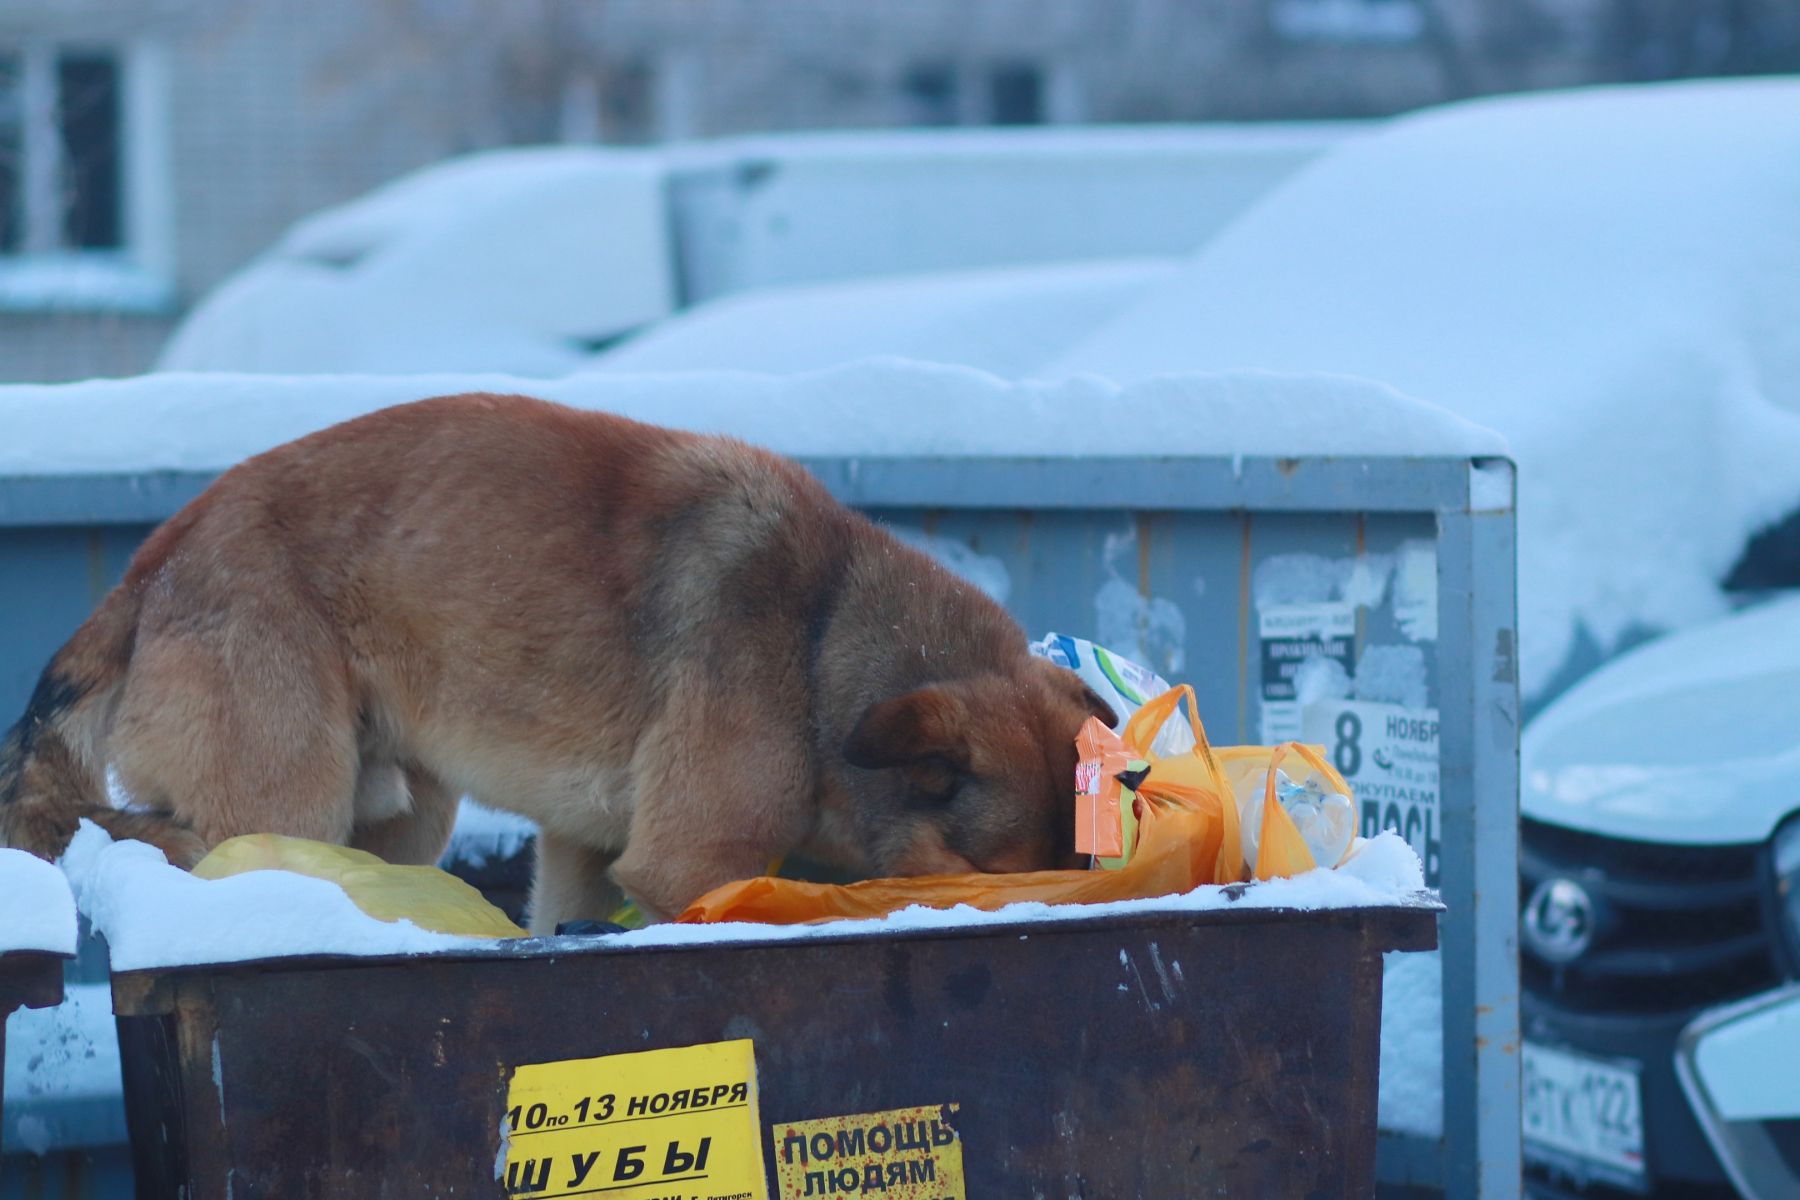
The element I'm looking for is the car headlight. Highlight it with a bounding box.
[1772,817,1800,964]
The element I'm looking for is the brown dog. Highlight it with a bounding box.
[0,393,1113,929]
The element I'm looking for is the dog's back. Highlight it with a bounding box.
[2,393,1108,926]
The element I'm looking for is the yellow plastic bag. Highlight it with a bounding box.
[678,684,1243,925]
[194,835,526,939]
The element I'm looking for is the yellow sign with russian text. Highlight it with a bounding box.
[770,1104,966,1200]
[502,1039,767,1200]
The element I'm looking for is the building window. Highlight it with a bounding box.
[901,61,1049,127]
[1270,0,1425,43]
[902,63,960,127]
[0,45,122,254]
[988,63,1044,126]
[599,62,655,143]
[0,41,169,311]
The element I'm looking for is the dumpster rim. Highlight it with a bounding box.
[0,948,71,1014]
[107,893,1439,1014]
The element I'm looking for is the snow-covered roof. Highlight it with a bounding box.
[0,362,1504,479]
[0,848,78,957]
[590,259,1178,378]
[1046,78,1800,702]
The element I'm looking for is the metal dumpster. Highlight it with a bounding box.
[2,417,1519,1198]
[110,898,1437,1199]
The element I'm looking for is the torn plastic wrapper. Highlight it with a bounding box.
[1031,632,1196,758]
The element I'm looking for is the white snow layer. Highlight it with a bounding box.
[590,259,1179,379]
[62,822,491,971]
[58,810,1427,970]
[1048,78,1800,702]
[0,361,1503,479]
[0,848,78,956]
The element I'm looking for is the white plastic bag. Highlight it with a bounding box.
[1030,632,1197,759]
[1234,767,1357,872]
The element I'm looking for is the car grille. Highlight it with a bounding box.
[1521,819,1783,1014]
[1773,1120,1800,1179]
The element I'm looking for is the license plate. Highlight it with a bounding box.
[1523,1041,1647,1191]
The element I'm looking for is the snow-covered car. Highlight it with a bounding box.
[1046,77,1800,711]
[1522,593,1800,1198]
[156,125,1350,377]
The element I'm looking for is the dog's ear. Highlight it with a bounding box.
[1079,683,1119,729]
[844,687,971,771]
[1037,659,1119,729]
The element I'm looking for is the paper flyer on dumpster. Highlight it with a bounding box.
[1257,602,1355,743]
[502,1039,767,1199]
[771,1104,966,1200]
[1302,699,1440,887]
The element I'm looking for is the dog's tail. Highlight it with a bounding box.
[0,588,204,864]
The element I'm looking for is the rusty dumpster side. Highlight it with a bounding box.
[110,900,1437,1199]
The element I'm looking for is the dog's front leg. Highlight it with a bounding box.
[610,807,801,923]
[609,701,813,923]
[529,833,624,935]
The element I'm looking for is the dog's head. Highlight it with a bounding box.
[842,657,1117,877]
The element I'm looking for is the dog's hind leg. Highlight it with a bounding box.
[108,616,359,863]
[350,766,460,866]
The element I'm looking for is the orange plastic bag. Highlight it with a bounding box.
[1125,685,1243,885]
[678,796,1226,925]
[1216,742,1358,879]
[678,684,1242,925]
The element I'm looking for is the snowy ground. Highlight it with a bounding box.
[441,798,537,872]
[2,984,119,1158]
